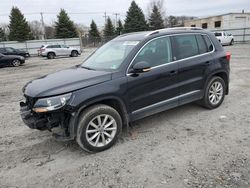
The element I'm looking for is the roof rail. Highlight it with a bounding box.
[167,27,203,30]
[145,27,203,36]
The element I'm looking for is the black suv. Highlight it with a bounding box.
[20,28,230,152]
[0,47,30,58]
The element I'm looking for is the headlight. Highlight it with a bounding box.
[33,93,72,113]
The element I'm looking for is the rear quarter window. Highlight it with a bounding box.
[196,35,208,54]
[173,35,199,60]
[203,35,214,52]
[214,32,222,36]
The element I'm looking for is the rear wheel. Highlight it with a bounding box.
[76,104,122,152]
[12,59,21,67]
[201,76,226,109]
[71,50,78,57]
[47,52,55,59]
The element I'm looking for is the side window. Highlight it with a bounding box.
[174,35,199,60]
[196,35,208,54]
[61,45,68,48]
[203,35,214,52]
[53,45,61,48]
[133,37,172,67]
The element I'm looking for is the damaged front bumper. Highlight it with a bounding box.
[20,102,49,130]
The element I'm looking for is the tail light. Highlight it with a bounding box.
[226,52,231,61]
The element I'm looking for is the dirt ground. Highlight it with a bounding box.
[0,44,250,188]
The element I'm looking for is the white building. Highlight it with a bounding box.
[184,12,250,30]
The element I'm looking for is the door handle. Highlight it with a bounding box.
[205,61,211,65]
[169,70,178,76]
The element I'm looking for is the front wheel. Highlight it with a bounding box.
[71,50,78,57]
[230,39,234,45]
[201,76,226,109]
[12,59,21,67]
[76,104,122,152]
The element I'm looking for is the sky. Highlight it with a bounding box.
[0,0,250,27]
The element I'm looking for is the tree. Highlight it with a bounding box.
[8,7,34,41]
[124,1,148,33]
[148,5,164,30]
[29,21,43,40]
[55,9,78,38]
[45,26,55,39]
[89,20,101,42]
[115,19,124,35]
[103,17,115,38]
[167,15,178,27]
[0,28,6,41]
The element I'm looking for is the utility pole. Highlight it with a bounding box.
[40,12,46,40]
[113,13,120,28]
[103,12,107,25]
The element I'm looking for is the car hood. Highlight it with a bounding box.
[23,66,112,98]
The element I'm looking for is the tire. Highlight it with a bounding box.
[47,52,55,59]
[12,59,21,67]
[201,76,226,109]
[230,39,234,45]
[76,104,122,152]
[71,50,78,57]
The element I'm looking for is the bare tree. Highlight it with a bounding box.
[147,0,166,18]
[29,21,43,40]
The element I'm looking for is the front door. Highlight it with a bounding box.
[126,36,179,121]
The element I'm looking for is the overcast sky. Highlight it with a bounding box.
[0,0,250,27]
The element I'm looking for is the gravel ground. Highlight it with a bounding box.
[0,44,250,188]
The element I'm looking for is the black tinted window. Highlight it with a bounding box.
[52,45,60,48]
[0,48,5,52]
[134,36,172,67]
[174,35,199,60]
[203,35,214,52]
[214,32,222,36]
[196,35,208,54]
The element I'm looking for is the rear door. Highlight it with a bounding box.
[53,45,62,56]
[126,36,179,120]
[172,34,214,105]
[60,45,70,56]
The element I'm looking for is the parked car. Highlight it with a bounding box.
[214,32,234,45]
[0,47,30,58]
[0,53,25,67]
[38,44,81,59]
[20,28,230,152]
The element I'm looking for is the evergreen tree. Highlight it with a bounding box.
[0,28,6,41]
[103,17,115,38]
[8,7,33,41]
[55,9,78,38]
[89,20,101,42]
[115,19,124,35]
[124,1,148,33]
[149,5,164,30]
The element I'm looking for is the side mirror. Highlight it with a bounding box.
[132,61,151,74]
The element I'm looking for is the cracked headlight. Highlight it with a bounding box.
[33,93,72,113]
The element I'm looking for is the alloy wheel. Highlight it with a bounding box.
[12,59,21,67]
[85,114,117,147]
[208,81,223,105]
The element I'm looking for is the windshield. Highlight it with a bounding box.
[81,40,139,70]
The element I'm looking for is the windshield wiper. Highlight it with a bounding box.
[81,66,96,71]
